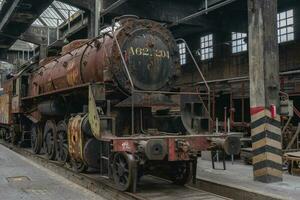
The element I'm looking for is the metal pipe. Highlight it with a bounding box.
[216,118,219,133]
[101,0,128,16]
[170,0,238,27]
[224,107,227,133]
[196,69,300,86]
[112,24,135,135]
[95,0,101,37]
[68,11,71,35]
[241,83,245,123]
[56,19,59,40]
[177,38,211,132]
[140,109,146,134]
[227,118,230,133]
[134,90,208,95]
[47,27,50,46]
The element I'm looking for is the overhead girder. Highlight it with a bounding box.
[0,0,54,50]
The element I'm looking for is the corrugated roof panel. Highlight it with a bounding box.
[32,19,44,27]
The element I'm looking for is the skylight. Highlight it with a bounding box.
[32,1,80,28]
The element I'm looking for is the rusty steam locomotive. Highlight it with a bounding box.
[0,17,239,191]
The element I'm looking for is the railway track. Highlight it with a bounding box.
[0,141,230,200]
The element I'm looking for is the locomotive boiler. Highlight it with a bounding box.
[0,17,240,192]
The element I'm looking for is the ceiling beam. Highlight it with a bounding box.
[51,3,67,21]
[170,0,238,27]
[0,0,21,31]
[59,0,93,11]
[101,0,128,15]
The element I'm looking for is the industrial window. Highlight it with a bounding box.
[232,32,247,53]
[200,34,213,60]
[277,9,294,43]
[178,43,186,65]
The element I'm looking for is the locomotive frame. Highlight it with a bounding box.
[0,17,239,192]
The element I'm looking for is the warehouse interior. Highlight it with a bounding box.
[0,0,300,199]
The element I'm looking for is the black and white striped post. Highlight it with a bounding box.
[248,0,283,183]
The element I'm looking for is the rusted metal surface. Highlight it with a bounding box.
[0,79,13,125]
[88,84,105,140]
[0,94,11,124]
[112,135,211,161]
[68,115,85,161]
[113,139,136,152]
[61,39,89,54]
[27,18,179,97]
[210,137,241,155]
[37,99,66,116]
[11,96,21,113]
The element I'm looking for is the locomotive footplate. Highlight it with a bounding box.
[107,134,240,191]
[111,135,212,161]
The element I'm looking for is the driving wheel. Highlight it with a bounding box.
[112,152,134,191]
[44,120,56,160]
[31,123,43,154]
[169,161,192,185]
[56,121,69,163]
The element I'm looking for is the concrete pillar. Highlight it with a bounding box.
[248,0,282,183]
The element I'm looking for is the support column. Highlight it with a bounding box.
[39,44,47,60]
[248,0,283,183]
[88,0,102,38]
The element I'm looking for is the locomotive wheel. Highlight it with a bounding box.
[112,152,134,191]
[43,120,57,160]
[10,126,19,145]
[169,161,192,185]
[70,158,87,173]
[4,128,10,142]
[0,128,8,141]
[31,124,43,154]
[56,121,69,163]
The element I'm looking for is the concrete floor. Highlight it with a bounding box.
[197,158,300,200]
[0,144,106,200]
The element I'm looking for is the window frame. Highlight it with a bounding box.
[200,34,214,61]
[277,9,295,44]
[178,42,187,65]
[232,32,248,54]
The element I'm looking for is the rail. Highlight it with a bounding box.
[0,141,229,200]
[111,21,211,134]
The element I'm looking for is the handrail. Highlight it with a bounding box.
[111,26,212,134]
[176,38,210,91]
[112,23,135,135]
[176,38,211,132]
